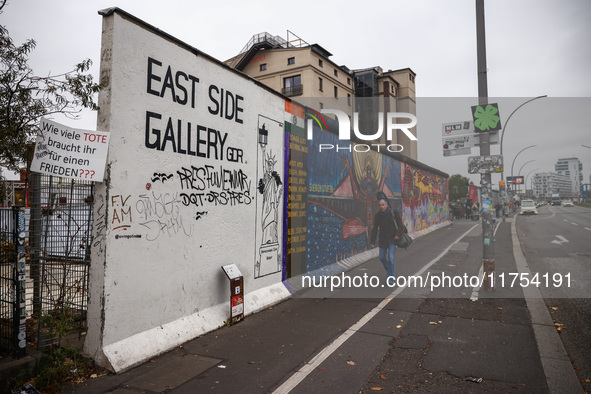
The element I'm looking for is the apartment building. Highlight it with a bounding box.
[532,172,572,199]
[226,32,418,159]
[555,157,583,198]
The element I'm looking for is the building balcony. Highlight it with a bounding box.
[282,84,303,97]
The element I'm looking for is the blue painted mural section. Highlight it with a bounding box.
[306,126,402,272]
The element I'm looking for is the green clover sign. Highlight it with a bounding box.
[471,103,502,132]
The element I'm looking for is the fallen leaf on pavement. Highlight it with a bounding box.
[370,388,384,391]
[574,366,581,371]
[380,374,387,380]
[396,325,402,329]
[429,322,438,325]
[551,307,558,311]
[347,361,356,366]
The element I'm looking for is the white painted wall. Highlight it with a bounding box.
[85,9,289,372]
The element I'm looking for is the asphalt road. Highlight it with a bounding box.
[516,203,591,392]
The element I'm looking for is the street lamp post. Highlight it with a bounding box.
[517,160,536,197]
[510,145,536,199]
[525,168,540,197]
[499,95,547,221]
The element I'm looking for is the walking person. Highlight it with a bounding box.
[370,193,405,286]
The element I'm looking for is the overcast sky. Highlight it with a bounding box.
[2,0,590,188]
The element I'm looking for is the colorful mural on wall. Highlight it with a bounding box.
[285,110,450,275]
[305,127,402,272]
[401,162,449,234]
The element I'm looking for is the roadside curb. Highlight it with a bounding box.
[511,216,584,393]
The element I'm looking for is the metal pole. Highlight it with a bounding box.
[476,0,495,289]
[518,160,535,177]
[510,145,536,181]
[509,145,536,200]
[525,168,539,197]
[498,95,547,221]
[517,160,535,195]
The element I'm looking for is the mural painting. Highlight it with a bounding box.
[305,127,401,272]
[401,163,449,233]
[254,115,284,278]
[284,101,308,278]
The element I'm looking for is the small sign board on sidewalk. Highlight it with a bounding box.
[222,264,244,325]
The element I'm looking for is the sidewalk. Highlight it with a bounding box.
[59,219,583,393]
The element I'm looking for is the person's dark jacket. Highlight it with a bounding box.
[370,208,405,248]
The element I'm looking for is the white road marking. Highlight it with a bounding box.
[551,235,569,245]
[272,223,480,394]
[542,207,556,220]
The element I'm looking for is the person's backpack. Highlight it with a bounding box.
[391,210,413,249]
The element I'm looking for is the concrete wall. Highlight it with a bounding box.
[85,9,289,372]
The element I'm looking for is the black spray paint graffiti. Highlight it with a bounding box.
[176,165,253,212]
[92,194,107,254]
[136,191,192,241]
[151,172,174,183]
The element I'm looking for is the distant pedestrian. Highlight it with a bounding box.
[495,203,502,218]
[370,193,404,286]
[471,202,480,220]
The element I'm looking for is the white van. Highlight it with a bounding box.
[520,200,538,215]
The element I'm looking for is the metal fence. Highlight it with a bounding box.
[0,174,94,356]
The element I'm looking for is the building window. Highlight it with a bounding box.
[319,102,324,110]
[319,77,323,92]
[260,63,267,71]
[319,59,323,67]
[334,86,338,98]
[282,75,302,96]
[347,77,351,85]
[334,69,338,77]
[347,93,351,106]
[287,57,295,65]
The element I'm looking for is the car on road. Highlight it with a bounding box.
[561,200,574,207]
[520,199,538,215]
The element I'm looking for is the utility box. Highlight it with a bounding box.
[222,264,244,325]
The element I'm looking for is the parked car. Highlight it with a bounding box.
[561,200,574,207]
[520,199,538,215]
